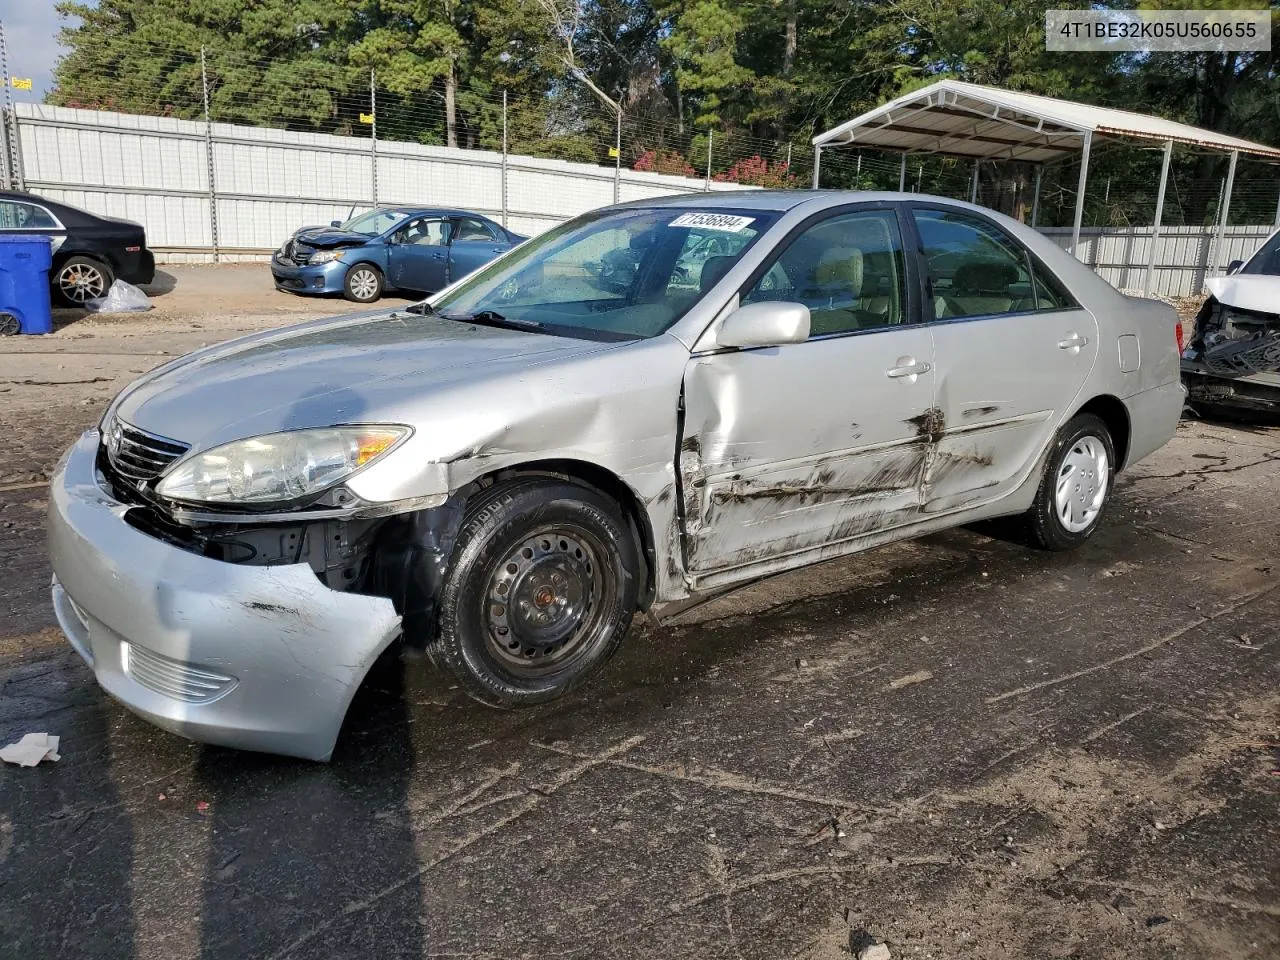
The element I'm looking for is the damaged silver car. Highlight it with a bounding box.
[1182,228,1280,417]
[48,192,1185,760]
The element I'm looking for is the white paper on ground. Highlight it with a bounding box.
[0,733,61,767]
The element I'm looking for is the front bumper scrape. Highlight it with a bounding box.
[47,430,402,761]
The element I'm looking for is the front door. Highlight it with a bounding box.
[388,216,450,293]
[448,216,511,281]
[679,206,937,587]
[907,205,1100,513]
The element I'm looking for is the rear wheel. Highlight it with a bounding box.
[343,263,383,303]
[1025,413,1115,551]
[432,479,639,707]
[54,256,113,306]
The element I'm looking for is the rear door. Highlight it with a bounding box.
[680,204,937,587]
[387,216,450,293]
[907,205,1099,513]
[448,216,511,282]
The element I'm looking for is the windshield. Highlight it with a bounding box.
[1242,231,1280,276]
[430,207,776,340]
[340,209,408,237]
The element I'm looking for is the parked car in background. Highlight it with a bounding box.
[49,192,1184,761]
[272,206,525,303]
[0,190,155,305]
[1182,228,1280,417]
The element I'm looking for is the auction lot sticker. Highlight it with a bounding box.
[1046,9,1270,52]
[668,213,756,232]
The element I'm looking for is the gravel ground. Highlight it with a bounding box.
[0,270,1276,960]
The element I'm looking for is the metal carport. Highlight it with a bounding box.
[811,80,1280,295]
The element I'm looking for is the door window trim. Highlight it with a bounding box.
[725,201,923,346]
[0,200,64,231]
[901,201,1083,326]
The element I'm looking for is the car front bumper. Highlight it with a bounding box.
[271,255,347,295]
[1181,360,1280,413]
[47,430,402,761]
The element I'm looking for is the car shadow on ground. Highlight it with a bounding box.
[49,270,180,331]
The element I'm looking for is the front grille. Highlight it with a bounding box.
[122,643,237,703]
[105,420,189,483]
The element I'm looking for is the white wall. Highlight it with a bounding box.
[13,102,748,262]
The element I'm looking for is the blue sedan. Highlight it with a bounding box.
[271,207,526,303]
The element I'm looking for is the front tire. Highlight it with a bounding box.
[54,256,113,306]
[343,263,383,303]
[1025,413,1116,551]
[433,479,640,707]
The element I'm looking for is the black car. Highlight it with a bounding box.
[0,190,156,305]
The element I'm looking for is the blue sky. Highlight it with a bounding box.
[3,2,84,100]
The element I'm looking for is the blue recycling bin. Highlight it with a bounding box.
[0,235,53,335]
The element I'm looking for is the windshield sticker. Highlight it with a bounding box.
[667,213,756,233]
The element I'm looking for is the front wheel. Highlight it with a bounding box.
[343,263,383,303]
[432,479,640,707]
[1025,413,1116,551]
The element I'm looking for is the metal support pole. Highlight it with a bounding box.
[969,158,979,203]
[898,153,907,192]
[812,145,821,189]
[200,48,220,263]
[785,142,792,170]
[370,69,378,207]
[704,129,713,192]
[500,90,509,229]
[1070,131,1093,258]
[1,20,23,192]
[1214,150,1239,273]
[1143,140,1173,297]
[1030,166,1043,227]
[613,107,621,204]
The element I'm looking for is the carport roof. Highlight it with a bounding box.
[812,80,1280,163]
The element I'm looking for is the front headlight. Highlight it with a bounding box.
[156,426,409,505]
[308,249,344,265]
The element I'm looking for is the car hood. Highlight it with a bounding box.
[292,226,377,248]
[1204,275,1280,316]
[114,311,618,450]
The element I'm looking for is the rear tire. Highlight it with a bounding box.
[54,256,113,306]
[1024,413,1115,551]
[343,264,383,303]
[433,479,639,707]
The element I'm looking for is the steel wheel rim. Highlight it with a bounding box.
[349,269,378,300]
[59,263,106,302]
[482,526,607,677]
[1054,434,1109,533]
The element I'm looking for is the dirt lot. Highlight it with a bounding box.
[0,270,1276,960]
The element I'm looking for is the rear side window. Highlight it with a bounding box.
[0,201,59,230]
[912,209,1072,319]
[452,217,498,242]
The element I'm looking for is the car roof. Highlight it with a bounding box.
[379,206,497,218]
[611,189,994,213]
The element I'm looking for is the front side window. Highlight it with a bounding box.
[396,217,448,246]
[913,208,1073,319]
[742,209,907,335]
[431,207,776,340]
[0,201,59,230]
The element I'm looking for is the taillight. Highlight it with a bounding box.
[1175,319,1185,354]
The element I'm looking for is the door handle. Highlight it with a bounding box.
[886,358,932,379]
[1058,333,1089,350]
[431,251,445,259]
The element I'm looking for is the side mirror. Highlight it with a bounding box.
[717,301,810,349]
[330,220,342,227]
[1226,259,1244,275]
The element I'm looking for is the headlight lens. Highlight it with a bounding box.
[308,249,344,264]
[156,426,409,505]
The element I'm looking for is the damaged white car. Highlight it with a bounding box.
[1182,229,1280,417]
[48,192,1185,760]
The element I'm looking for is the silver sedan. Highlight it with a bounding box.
[48,191,1186,760]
